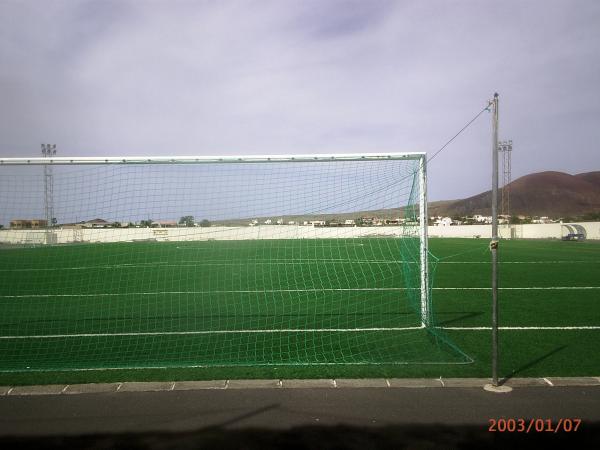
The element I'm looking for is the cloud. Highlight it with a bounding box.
[1,0,599,200]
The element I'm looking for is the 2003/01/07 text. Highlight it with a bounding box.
[489,418,581,433]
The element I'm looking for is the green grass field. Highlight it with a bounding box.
[0,237,598,385]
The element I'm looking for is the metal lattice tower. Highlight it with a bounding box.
[498,140,513,218]
[41,144,57,237]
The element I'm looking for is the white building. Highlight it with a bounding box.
[472,215,492,224]
[435,217,453,226]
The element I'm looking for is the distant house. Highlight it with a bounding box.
[151,220,178,228]
[384,218,403,225]
[359,217,384,226]
[472,215,492,224]
[81,219,111,228]
[10,219,47,229]
[435,217,453,227]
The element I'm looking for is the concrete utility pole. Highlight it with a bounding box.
[491,94,499,386]
[485,94,512,393]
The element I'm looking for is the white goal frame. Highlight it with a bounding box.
[0,152,430,326]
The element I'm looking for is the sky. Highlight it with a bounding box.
[0,159,420,224]
[1,0,599,201]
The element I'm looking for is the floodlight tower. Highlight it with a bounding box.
[41,144,57,240]
[498,140,513,218]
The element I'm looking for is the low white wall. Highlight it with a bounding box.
[1,222,598,244]
[428,222,600,240]
[0,225,412,245]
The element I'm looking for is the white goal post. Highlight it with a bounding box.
[0,152,431,325]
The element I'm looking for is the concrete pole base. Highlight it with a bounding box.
[483,383,513,393]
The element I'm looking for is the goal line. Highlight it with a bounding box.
[2,324,598,341]
[2,285,599,299]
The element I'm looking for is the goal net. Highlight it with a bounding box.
[0,154,469,371]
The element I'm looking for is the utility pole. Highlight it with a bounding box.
[485,94,512,393]
[41,144,57,244]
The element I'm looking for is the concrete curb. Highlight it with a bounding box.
[173,380,227,390]
[388,378,443,388]
[282,379,336,388]
[335,378,388,388]
[119,382,176,392]
[227,379,281,389]
[2,377,599,396]
[546,377,600,386]
[64,383,121,394]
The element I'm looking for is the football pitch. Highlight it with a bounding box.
[0,237,598,385]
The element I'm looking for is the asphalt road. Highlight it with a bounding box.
[1,386,599,448]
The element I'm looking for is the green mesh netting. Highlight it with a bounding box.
[0,156,469,371]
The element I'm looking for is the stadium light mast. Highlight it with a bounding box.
[499,140,513,218]
[485,94,512,393]
[42,144,57,244]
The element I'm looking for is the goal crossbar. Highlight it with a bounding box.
[0,152,426,166]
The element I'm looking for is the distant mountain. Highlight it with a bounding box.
[575,171,600,188]
[430,171,600,218]
[210,171,599,226]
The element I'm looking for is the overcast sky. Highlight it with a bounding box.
[1,0,599,201]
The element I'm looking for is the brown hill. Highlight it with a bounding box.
[575,171,600,188]
[433,171,600,218]
[214,171,599,225]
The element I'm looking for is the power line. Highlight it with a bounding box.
[427,103,491,164]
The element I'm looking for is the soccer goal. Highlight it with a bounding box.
[0,153,469,371]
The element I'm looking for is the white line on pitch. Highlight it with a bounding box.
[0,326,424,339]
[1,289,412,298]
[440,326,600,330]
[438,261,599,264]
[2,260,597,271]
[2,286,599,298]
[0,260,415,271]
[434,287,600,290]
[2,325,599,340]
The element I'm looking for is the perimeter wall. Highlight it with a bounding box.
[1,222,598,245]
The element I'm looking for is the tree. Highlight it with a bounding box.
[199,219,211,227]
[581,212,600,222]
[140,219,153,227]
[179,216,195,227]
